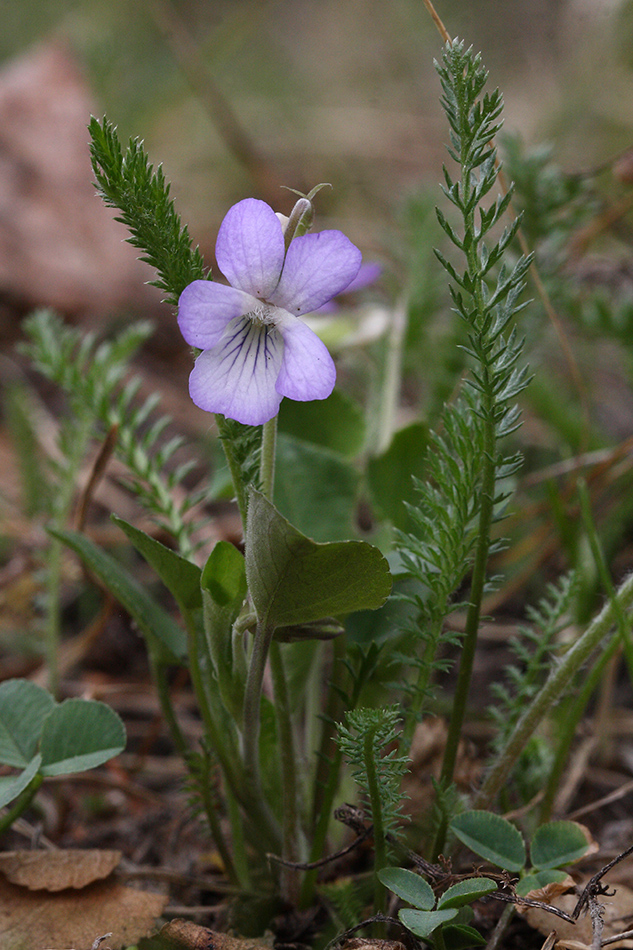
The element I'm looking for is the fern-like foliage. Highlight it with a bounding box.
[89,116,264,515]
[89,116,208,305]
[489,572,577,750]
[397,388,485,732]
[20,309,203,556]
[337,705,409,847]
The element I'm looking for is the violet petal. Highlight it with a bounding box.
[215,198,285,299]
[276,315,336,402]
[178,281,256,349]
[188,315,284,425]
[271,230,362,315]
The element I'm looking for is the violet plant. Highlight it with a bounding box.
[13,30,633,944]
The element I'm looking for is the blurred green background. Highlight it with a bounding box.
[5,0,633,257]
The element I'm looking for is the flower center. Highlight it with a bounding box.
[248,304,278,328]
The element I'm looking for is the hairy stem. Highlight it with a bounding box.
[365,728,388,917]
[259,415,278,499]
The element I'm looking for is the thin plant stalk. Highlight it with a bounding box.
[539,632,619,822]
[577,478,633,679]
[270,640,301,901]
[434,108,499,849]
[0,774,44,837]
[475,569,633,808]
[365,727,388,917]
[216,415,250,529]
[259,415,277,498]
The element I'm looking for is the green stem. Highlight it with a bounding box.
[188,614,280,851]
[225,785,251,890]
[539,632,619,822]
[364,728,388,918]
[270,640,300,901]
[149,654,189,757]
[433,91,501,851]
[215,414,250,530]
[259,415,278,499]
[0,773,44,836]
[578,478,633,679]
[475,570,633,809]
[300,638,348,908]
[374,297,407,453]
[241,620,277,810]
[197,750,240,886]
[403,619,443,747]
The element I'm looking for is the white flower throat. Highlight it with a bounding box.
[248,304,279,328]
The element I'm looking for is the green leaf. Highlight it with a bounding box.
[450,811,526,872]
[273,618,345,642]
[200,542,248,723]
[49,527,188,663]
[40,699,126,776]
[530,821,590,870]
[278,389,366,458]
[442,924,486,949]
[0,755,42,809]
[437,877,497,909]
[515,869,569,897]
[201,541,247,609]
[378,867,435,910]
[245,489,392,629]
[274,434,359,541]
[0,680,55,767]
[367,422,429,530]
[399,908,458,937]
[113,515,202,614]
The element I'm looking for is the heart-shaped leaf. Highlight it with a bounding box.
[245,489,392,629]
[40,699,125,776]
[278,388,366,459]
[274,434,360,541]
[0,680,55,767]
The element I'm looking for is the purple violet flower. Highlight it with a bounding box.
[178,198,362,426]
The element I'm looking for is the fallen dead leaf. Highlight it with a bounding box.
[518,881,633,949]
[149,919,273,950]
[0,849,121,891]
[0,41,162,327]
[341,939,407,950]
[0,874,166,950]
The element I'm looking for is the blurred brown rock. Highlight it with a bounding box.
[0,41,162,335]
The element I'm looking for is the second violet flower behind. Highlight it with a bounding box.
[178,197,362,426]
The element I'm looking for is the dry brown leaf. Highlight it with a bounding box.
[0,41,161,326]
[519,882,633,949]
[0,850,121,891]
[341,939,407,950]
[0,874,166,950]
[155,919,273,950]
